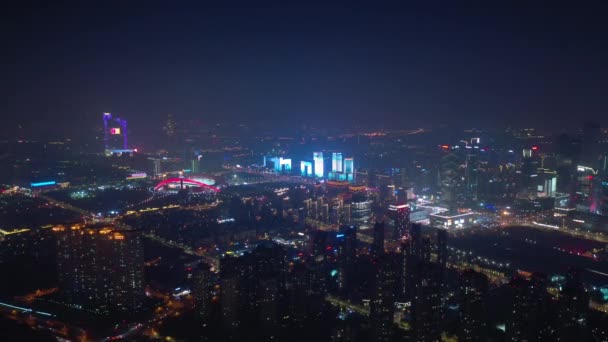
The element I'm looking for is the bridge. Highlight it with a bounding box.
[154,178,220,192]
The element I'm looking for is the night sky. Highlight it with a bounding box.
[2,1,608,138]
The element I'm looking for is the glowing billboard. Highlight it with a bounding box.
[110,128,121,135]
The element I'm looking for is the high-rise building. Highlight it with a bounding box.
[338,225,357,292]
[194,263,214,324]
[370,255,397,342]
[264,156,292,172]
[440,147,463,212]
[465,152,479,201]
[459,270,489,341]
[312,152,325,178]
[300,161,313,177]
[411,261,442,342]
[252,242,287,337]
[436,228,448,270]
[371,222,385,257]
[313,152,324,178]
[220,253,254,330]
[575,165,600,212]
[351,194,372,228]
[388,204,410,240]
[191,156,201,173]
[153,158,162,176]
[332,152,343,173]
[344,157,354,174]
[56,225,144,317]
[102,112,130,155]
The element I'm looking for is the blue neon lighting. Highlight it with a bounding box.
[31,181,56,187]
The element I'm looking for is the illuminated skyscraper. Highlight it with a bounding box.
[300,161,313,177]
[264,156,292,172]
[344,157,354,174]
[191,156,201,173]
[388,204,410,240]
[102,112,130,155]
[314,152,324,178]
[332,152,343,173]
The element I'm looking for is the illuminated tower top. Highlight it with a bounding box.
[332,152,343,173]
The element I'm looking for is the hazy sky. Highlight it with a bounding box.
[2,1,608,137]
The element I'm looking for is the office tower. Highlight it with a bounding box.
[440,147,462,212]
[371,222,385,257]
[370,255,397,342]
[191,155,201,173]
[194,263,214,324]
[351,194,372,228]
[264,156,292,172]
[344,157,355,183]
[56,225,144,316]
[536,167,558,197]
[102,112,131,155]
[344,157,354,174]
[314,152,324,178]
[520,147,541,195]
[411,261,442,342]
[310,230,336,294]
[575,165,600,212]
[332,152,343,173]
[280,158,292,172]
[153,158,162,176]
[388,204,410,240]
[459,270,489,342]
[300,161,313,177]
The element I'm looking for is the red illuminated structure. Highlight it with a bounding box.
[154,178,220,192]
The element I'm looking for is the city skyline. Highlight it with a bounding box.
[2,2,608,341]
